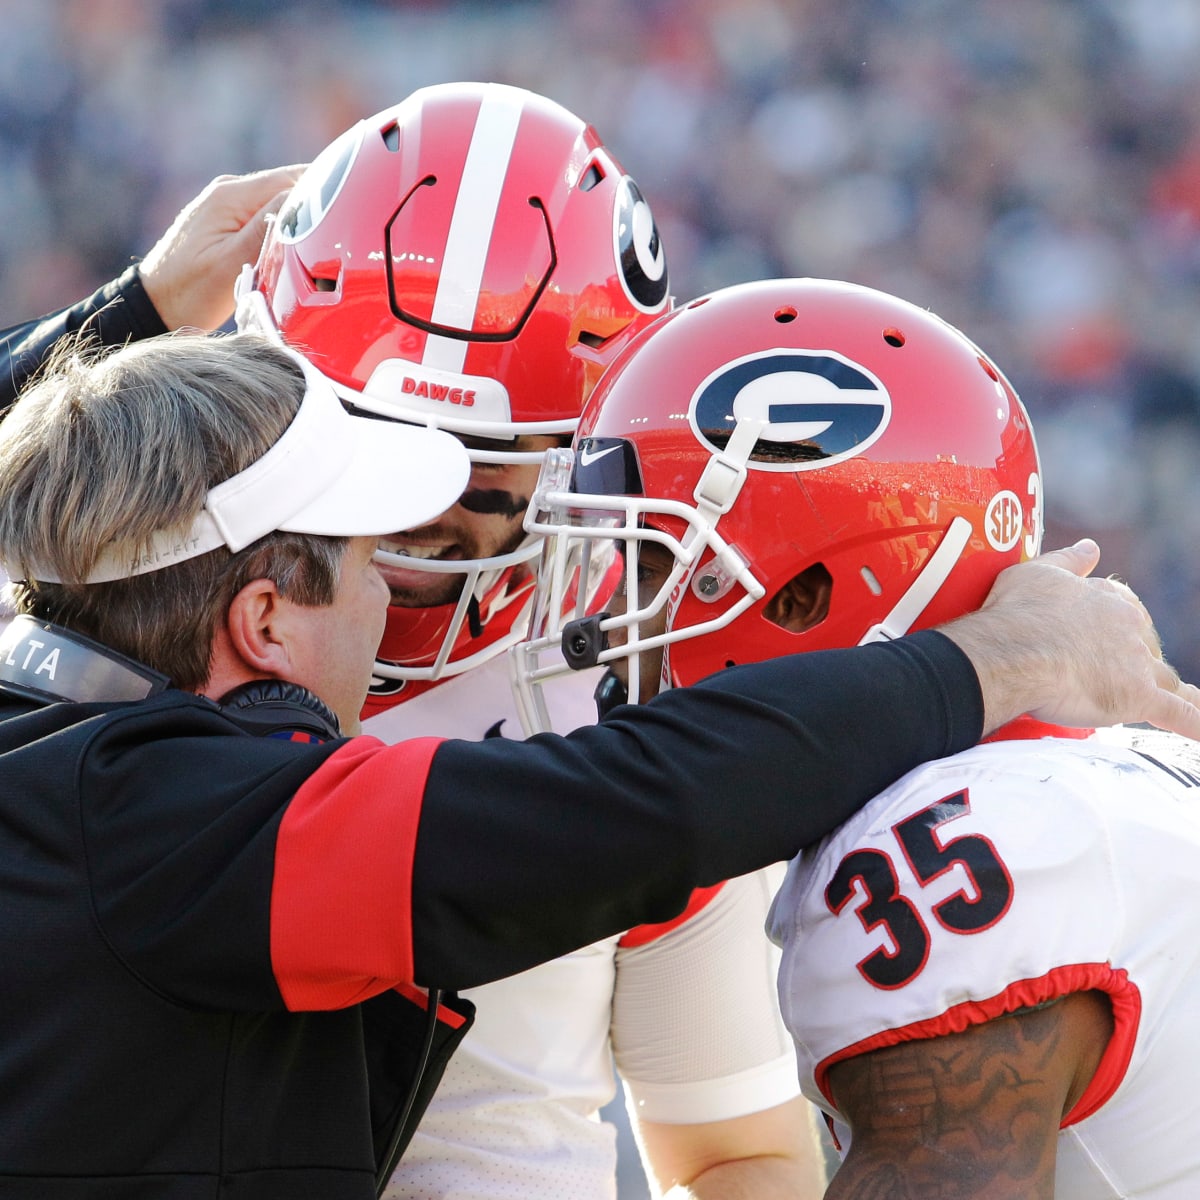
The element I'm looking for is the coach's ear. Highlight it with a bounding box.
[200,577,295,703]
[224,577,295,676]
[764,563,832,633]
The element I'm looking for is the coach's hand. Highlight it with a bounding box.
[940,539,1200,739]
[139,165,306,332]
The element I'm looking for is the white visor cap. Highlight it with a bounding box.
[27,347,472,584]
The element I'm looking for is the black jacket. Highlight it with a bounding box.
[0,632,981,1197]
[0,266,164,412]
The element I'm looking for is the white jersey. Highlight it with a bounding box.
[368,653,800,1200]
[769,725,1200,1198]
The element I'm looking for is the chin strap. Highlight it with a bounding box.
[592,669,628,720]
[857,516,974,645]
[0,614,170,705]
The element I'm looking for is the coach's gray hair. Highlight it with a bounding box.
[0,331,347,690]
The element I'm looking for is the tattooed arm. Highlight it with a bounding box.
[824,991,1113,1199]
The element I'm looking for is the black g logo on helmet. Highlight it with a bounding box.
[614,177,669,314]
[690,350,892,470]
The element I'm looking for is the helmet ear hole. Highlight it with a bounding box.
[764,562,832,633]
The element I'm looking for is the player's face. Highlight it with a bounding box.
[606,539,675,702]
[376,434,560,608]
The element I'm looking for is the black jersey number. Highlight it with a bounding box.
[823,790,1013,990]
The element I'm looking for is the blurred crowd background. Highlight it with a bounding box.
[2,0,1198,669]
[3,2,1197,1194]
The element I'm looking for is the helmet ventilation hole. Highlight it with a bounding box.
[577,328,611,349]
[860,565,883,595]
[978,356,1000,381]
[580,162,605,191]
[883,328,905,347]
[775,306,798,323]
[382,123,401,152]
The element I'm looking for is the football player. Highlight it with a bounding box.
[236,83,825,1200]
[515,275,1200,1198]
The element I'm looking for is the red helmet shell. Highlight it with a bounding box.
[572,278,1043,688]
[250,81,670,437]
[240,83,669,693]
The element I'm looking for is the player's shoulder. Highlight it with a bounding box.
[833,733,1093,835]
[1088,724,1200,783]
[363,656,521,742]
[774,726,1200,954]
[770,738,1123,1063]
[363,654,602,743]
[865,725,1197,824]
[773,733,1118,922]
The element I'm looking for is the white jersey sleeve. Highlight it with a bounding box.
[768,727,1200,1199]
[613,863,800,1125]
[771,734,1128,1106]
[374,658,801,1199]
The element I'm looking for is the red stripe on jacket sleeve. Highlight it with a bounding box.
[270,735,443,1011]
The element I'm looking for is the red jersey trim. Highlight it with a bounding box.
[982,715,1094,743]
[270,736,444,1011]
[813,961,1141,1126]
[618,882,727,949]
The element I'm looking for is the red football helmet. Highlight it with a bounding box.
[235,82,669,695]
[514,277,1043,731]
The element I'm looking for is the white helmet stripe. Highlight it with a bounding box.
[422,84,525,374]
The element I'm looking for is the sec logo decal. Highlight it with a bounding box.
[985,490,1024,551]
[689,349,892,471]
